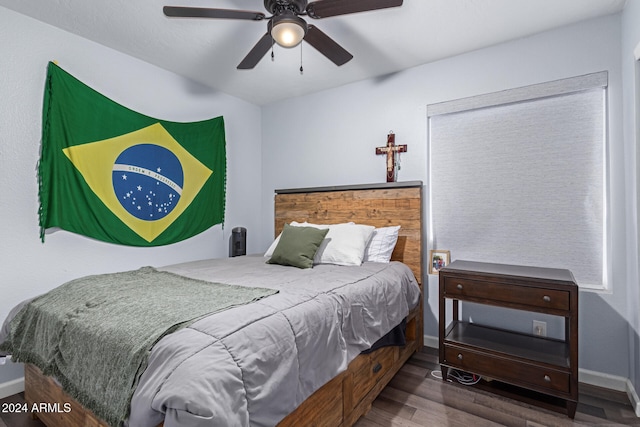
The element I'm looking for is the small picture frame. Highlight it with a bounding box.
[429,250,451,274]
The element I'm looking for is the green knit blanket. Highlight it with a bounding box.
[0,267,278,427]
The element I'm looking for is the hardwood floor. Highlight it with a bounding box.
[1,347,638,427]
[355,347,640,427]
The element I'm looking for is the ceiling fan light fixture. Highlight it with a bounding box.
[270,12,307,48]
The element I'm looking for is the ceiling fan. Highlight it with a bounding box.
[163,0,404,69]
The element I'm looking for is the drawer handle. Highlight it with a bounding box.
[457,284,463,290]
[372,363,382,374]
[543,295,551,302]
[544,375,551,382]
[457,353,463,360]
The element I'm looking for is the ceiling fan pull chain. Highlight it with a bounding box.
[300,43,304,75]
[271,35,275,62]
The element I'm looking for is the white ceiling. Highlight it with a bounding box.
[2,0,627,105]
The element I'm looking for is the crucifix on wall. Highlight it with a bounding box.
[375,132,407,182]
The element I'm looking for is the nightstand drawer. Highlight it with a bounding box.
[443,345,570,394]
[444,277,570,311]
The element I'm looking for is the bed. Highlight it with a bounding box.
[6,181,424,427]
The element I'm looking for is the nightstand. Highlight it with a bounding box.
[438,260,578,418]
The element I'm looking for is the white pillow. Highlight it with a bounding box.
[313,223,375,266]
[364,225,401,263]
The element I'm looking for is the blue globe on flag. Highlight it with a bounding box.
[112,144,184,221]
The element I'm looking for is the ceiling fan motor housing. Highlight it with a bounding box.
[264,0,308,15]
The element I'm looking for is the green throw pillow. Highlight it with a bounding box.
[267,224,329,269]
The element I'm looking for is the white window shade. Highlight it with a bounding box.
[428,72,608,289]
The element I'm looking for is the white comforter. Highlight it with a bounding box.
[126,255,420,427]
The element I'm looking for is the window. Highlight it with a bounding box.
[427,72,608,289]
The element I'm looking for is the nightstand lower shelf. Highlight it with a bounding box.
[445,321,570,367]
[442,322,573,399]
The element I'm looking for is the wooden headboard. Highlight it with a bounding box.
[274,181,423,284]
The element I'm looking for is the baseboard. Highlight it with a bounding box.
[580,368,640,417]
[425,334,640,417]
[627,378,640,417]
[579,367,627,391]
[0,377,24,400]
[423,334,438,349]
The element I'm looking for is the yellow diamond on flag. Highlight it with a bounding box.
[63,123,213,242]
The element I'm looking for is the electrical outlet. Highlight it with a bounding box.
[533,320,547,337]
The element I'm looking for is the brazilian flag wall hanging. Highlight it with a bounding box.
[38,62,226,246]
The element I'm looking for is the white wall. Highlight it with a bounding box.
[622,0,640,397]
[261,13,637,381]
[0,7,263,385]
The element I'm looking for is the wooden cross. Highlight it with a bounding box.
[375,133,407,182]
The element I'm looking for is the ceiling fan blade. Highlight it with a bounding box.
[306,0,402,18]
[163,6,265,20]
[304,25,353,66]
[237,33,273,69]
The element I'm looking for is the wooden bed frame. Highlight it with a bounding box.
[25,181,424,427]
